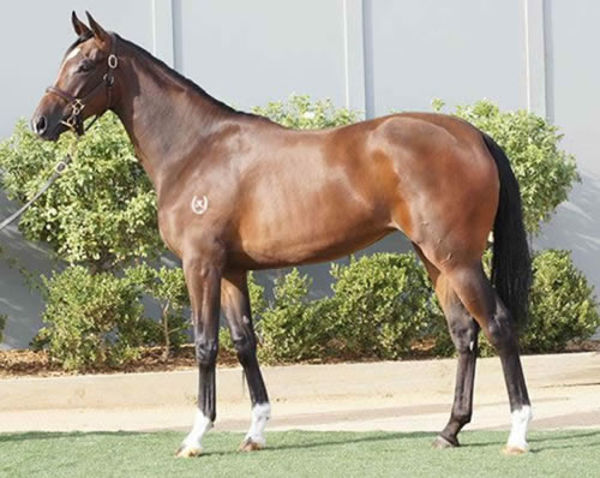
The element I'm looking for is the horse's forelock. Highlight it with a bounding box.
[64,31,94,59]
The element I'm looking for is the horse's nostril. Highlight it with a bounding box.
[34,115,47,135]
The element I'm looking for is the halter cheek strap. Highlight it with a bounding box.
[46,34,119,136]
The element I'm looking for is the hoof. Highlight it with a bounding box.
[239,438,264,452]
[175,445,202,458]
[432,435,458,449]
[502,445,528,456]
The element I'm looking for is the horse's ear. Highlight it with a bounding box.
[85,11,109,48]
[71,11,91,37]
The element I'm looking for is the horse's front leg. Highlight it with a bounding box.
[176,253,223,458]
[221,271,271,451]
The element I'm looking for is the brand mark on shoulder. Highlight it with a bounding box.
[191,195,209,215]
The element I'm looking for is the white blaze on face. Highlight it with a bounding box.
[245,402,271,446]
[54,47,81,84]
[65,47,81,62]
[506,405,532,450]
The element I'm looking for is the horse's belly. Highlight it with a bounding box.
[229,142,400,269]
[231,211,393,269]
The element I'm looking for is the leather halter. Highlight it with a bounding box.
[45,34,119,136]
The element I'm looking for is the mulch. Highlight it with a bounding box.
[1,340,597,378]
[0,345,239,378]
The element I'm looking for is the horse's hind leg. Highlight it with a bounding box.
[413,245,479,448]
[432,284,479,448]
[444,261,532,453]
[221,270,271,451]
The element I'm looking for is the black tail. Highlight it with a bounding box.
[482,133,531,328]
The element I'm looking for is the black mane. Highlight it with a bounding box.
[116,34,260,120]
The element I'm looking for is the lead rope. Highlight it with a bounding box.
[0,146,77,232]
[0,132,86,232]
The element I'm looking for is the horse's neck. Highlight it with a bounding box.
[113,46,234,194]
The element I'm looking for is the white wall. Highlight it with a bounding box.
[364,0,527,115]
[1,0,598,347]
[533,0,600,296]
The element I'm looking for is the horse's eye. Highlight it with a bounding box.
[78,60,94,73]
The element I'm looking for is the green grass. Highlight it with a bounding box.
[1,429,599,478]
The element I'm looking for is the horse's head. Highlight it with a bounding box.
[32,12,118,141]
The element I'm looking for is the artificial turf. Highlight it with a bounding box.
[1,429,599,477]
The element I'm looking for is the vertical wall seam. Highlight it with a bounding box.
[361,0,374,119]
[342,0,367,115]
[342,0,350,109]
[524,0,547,118]
[151,0,175,68]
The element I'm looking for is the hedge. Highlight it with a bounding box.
[222,250,599,365]
[1,95,593,371]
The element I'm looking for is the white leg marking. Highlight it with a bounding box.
[181,410,213,451]
[506,405,532,450]
[245,402,271,446]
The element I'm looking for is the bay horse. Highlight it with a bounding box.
[32,12,532,456]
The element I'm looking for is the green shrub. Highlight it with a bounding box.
[35,266,150,371]
[125,264,190,359]
[253,94,359,129]
[519,250,599,353]
[0,114,160,270]
[218,326,235,355]
[432,99,579,234]
[254,254,444,363]
[247,272,268,320]
[328,253,442,360]
[257,269,332,363]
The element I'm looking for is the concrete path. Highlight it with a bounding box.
[1,352,598,434]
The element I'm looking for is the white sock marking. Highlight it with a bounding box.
[506,405,532,450]
[181,410,213,450]
[245,402,271,445]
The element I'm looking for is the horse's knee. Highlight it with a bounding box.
[195,338,218,367]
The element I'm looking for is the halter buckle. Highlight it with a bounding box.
[108,54,118,69]
[54,160,69,174]
[60,118,76,129]
[103,73,115,87]
[71,99,85,116]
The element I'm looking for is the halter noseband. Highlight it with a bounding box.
[46,34,119,136]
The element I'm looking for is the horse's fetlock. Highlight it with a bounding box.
[452,411,472,426]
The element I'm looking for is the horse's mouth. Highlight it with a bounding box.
[35,122,67,142]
